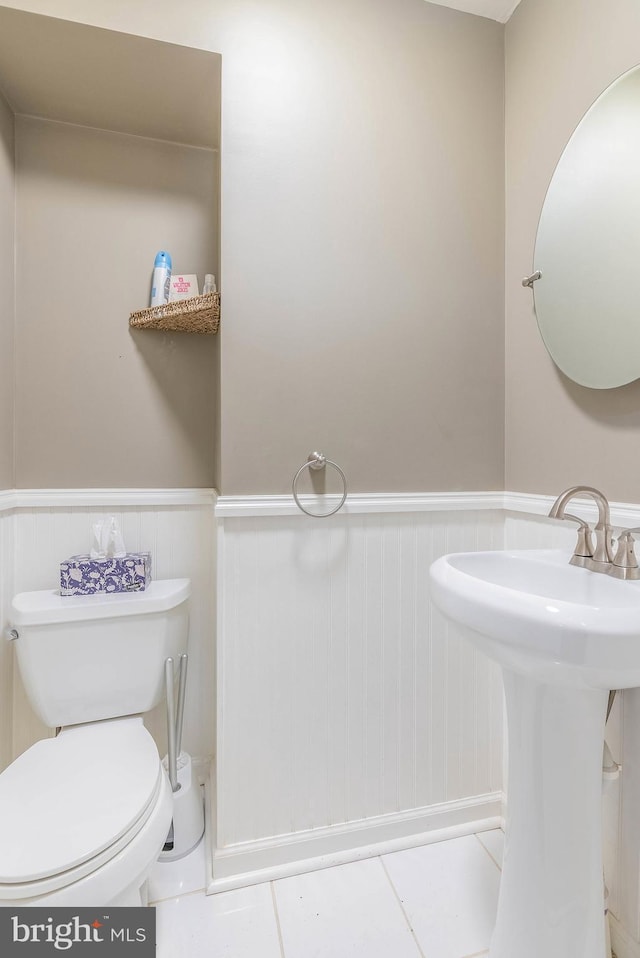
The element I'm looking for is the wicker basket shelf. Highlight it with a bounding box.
[129,292,220,334]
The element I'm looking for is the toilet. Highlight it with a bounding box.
[0,578,190,906]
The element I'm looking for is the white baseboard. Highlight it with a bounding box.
[611,915,640,958]
[207,791,503,894]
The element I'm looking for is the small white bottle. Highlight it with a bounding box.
[150,251,172,306]
[202,273,217,295]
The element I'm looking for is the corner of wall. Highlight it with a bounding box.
[0,86,16,770]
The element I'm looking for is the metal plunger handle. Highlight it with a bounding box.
[165,657,179,793]
[165,653,189,794]
[175,653,188,756]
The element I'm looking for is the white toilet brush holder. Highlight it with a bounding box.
[159,751,204,861]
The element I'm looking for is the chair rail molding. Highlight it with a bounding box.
[215,491,505,518]
[216,490,640,525]
[0,488,217,511]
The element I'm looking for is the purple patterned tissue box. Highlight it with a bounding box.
[60,552,152,596]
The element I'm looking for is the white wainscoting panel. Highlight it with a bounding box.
[215,508,505,882]
[9,501,215,762]
[617,688,640,948]
[504,511,579,551]
[0,510,15,772]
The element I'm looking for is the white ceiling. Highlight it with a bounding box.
[426,0,522,23]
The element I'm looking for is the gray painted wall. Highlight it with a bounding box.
[1,0,505,496]
[217,0,505,494]
[0,90,14,490]
[505,0,640,501]
[14,116,217,488]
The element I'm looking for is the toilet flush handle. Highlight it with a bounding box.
[4,628,18,642]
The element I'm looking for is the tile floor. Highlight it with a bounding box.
[149,828,504,958]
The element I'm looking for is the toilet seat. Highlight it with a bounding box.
[0,717,166,898]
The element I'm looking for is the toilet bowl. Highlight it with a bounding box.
[0,579,190,906]
[0,718,172,906]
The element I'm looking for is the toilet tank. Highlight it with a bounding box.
[10,579,190,728]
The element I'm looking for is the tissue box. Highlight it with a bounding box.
[60,552,153,596]
[168,274,199,302]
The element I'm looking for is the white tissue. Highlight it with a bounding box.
[90,516,126,559]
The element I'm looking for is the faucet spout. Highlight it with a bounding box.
[548,485,613,565]
[549,485,610,526]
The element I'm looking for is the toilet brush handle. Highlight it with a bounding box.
[175,653,188,757]
[165,657,179,792]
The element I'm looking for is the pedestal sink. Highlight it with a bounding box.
[429,548,640,958]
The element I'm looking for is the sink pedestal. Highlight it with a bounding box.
[429,547,640,958]
[491,669,608,958]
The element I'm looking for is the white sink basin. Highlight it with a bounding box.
[429,548,631,958]
[430,547,640,689]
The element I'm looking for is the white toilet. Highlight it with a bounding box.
[0,578,190,907]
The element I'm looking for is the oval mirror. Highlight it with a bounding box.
[533,65,640,389]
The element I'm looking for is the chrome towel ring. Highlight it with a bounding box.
[292,452,348,518]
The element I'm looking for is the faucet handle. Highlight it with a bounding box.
[611,529,640,579]
[561,512,594,562]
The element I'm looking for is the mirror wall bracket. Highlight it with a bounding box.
[522,270,542,289]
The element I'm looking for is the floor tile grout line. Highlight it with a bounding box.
[149,884,207,906]
[474,832,502,873]
[270,880,287,958]
[378,856,428,958]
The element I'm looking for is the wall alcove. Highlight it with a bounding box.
[0,6,222,490]
[0,6,221,763]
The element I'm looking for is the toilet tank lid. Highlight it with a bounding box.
[11,578,190,626]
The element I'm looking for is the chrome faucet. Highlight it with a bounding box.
[548,485,614,572]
